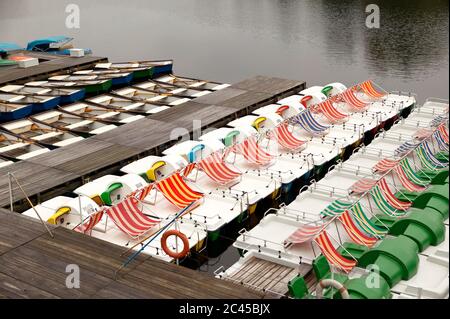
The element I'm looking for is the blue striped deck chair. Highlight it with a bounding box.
[291,109,329,136]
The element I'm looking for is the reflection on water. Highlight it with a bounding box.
[0,0,448,272]
[0,0,448,100]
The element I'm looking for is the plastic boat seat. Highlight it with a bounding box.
[288,276,310,299]
[415,168,449,185]
[100,182,123,205]
[358,235,420,287]
[338,242,369,262]
[435,151,449,162]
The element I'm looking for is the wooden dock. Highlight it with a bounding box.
[0,75,306,211]
[0,208,263,299]
[0,51,107,85]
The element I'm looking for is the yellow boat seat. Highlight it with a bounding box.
[47,206,71,225]
[252,116,267,131]
[146,161,166,182]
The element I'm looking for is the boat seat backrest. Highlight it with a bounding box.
[312,255,331,280]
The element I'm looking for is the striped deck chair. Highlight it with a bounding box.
[400,158,430,186]
[291,109,329,135]
[314,230,357,273]
[316,99,348,123]
[181,162,197,179]
[75,208,105,234]
[197,151,241,185]
[378,178,411,210]
[339,210,377,247]
[360,80,386,99]
[370,184,407,217]
[350,202,387,239]
[350,178,378,194]
[284,223,324,245]
[393,165,426,192]
[105,197,160,238]
[395,140,418,157]
[422,141,448,166]
[129,183,154,201]
[271,122,306,150]
[235,135,273,166]
[373,158,399,173]
[341,87,368,110]
[434,130,449,152]
[438,123,449,144]
[430,115,449,128]
[320,199,352,217]
[156,172,204,209]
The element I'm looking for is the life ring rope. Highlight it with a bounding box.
[315,278,350,299]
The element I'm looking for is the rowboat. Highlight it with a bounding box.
[95,59,173,77]
[0,84,85,105]
[26,36,92,55]
[25,79,113,95]
[111,87,190,106]
[58,102,144,125]
[154,74,230,91]
[0,129,50,160]
[30,109,116,137]
[0,101,34,123]
[49,73,129,88]
[72,69,134,86]
[1,118,84,149]
[86,94,170,115]
[0,92,60,120]
[133,80,212,98]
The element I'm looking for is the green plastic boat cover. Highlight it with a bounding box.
[344,273,392,299]
[100,182,123,205]
[338,242,369,261]
[388,208,445,252]
[358,235,419,287]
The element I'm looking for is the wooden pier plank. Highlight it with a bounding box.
[231,75,305,95]
[0,210,263,299]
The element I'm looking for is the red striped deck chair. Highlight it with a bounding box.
[393,165,426,192]
[350,178,378,194]
[339,210,377,247]
[284,224,324,245]
[197,151,241,185]
[129,183,154,201]
[315,230,357,273]
[272,122,306,150]
[105,197,160,238]
[438,123,449,144]
[360,80,386,99]
[75,208,105,234]
[316,99,348,123]
[378,178,411,210]
[156,172,204,209]
[373,158,399,173]
[235,135,273,166]
[342,87,368,110]
[181,162,197,178]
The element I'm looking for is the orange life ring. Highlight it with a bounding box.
[161,229,190,259]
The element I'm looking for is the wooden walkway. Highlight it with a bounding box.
[0,51,107,85]
[0,75,305,210]
[0,208,263,299]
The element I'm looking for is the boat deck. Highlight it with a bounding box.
[0,208,263,299]
[0,75,305,210]
[0,51,107,85]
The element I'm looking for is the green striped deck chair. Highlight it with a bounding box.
[370,185,406,217]
[350,202,387,239]
[416,146,441,171]
[320,199,352,217]
[400,158,430,187]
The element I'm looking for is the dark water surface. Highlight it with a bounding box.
[1,0,448,274]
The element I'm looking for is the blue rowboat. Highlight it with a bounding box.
[26,36,92,55]
[0,92,60,114]
[0,102,34,122]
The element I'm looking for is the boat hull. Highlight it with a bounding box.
[0,105,33,122]
[59,89,86,104]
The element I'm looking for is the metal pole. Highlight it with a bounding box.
[8,172,13,213]
[9,172,54,238]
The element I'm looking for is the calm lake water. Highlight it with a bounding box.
[1,0,448,274]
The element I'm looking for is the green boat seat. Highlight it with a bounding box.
[223,130,240,147]
[343,273,392,299]
[358,235,419,287]
[100,182,123,205]
[435,151,449,162]
[415,168,449,185]
[338,242,369,261]
[288,276,309,299]
[388,208,445,252]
